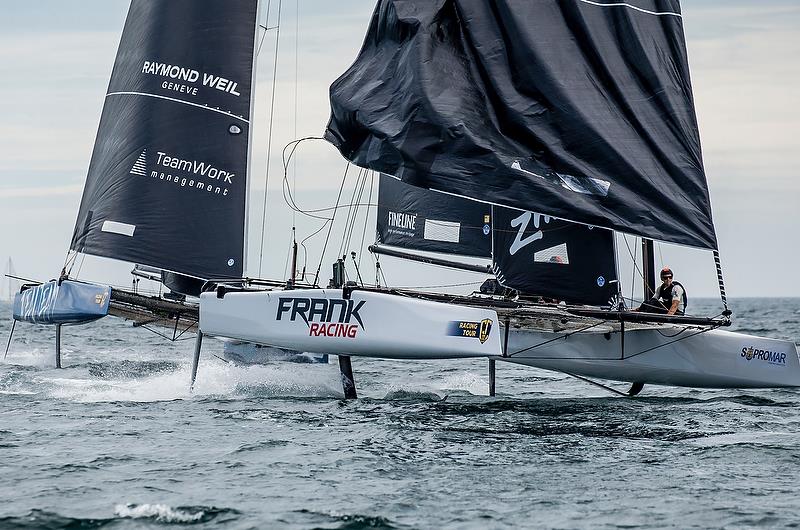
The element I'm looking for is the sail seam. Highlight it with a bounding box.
[577,0,682,17]
[106,92,250,124]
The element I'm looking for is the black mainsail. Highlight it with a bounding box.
[70,0,259,280]
[326,0,717,250]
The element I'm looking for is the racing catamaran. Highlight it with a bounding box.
[8,0,799,396]
[199,0,799,395]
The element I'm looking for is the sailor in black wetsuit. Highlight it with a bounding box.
[638,267,687,316]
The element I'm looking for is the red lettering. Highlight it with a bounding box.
[308,322,359,338]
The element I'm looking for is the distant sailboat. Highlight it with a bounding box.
[8,0,260,365]
[8,0,324,367]
[2,257,19,302]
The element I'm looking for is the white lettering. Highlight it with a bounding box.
[509,211,550,255]
[388,211,417,230]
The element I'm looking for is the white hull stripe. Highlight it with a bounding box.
[101,221,136,237]
[577,0,682,18]
[106,92,250,124]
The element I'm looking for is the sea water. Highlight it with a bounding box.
[1,298,798,529]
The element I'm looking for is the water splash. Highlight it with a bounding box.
[114,503,236,524]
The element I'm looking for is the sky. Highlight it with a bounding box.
[0,0,798,302]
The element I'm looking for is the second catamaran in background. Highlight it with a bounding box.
[9,0,799,396]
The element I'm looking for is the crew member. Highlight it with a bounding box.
[638,267,686,315]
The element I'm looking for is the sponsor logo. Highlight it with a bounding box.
[509,211,550,255]
[741,346,787,366]
[448,318,493,344]
[141,60,242,98]
[597,276,606,287]
[387,211,417,238]
[129,150,235,198]
[388,211,417,230]
[155,152,235,184]
[277,297,365,339]
[94,293,108,306]
[483,224,491,235]
[479,319,492,344]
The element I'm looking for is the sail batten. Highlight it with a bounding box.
[326,0,717,250]
[70,0,259,280]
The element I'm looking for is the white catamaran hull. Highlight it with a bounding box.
[200,289,503,360]
[504,327,800,389]
[200,288,799,389]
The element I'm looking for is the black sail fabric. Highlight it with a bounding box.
[377,174,492,258]
[70,0,258,279]
[492,207,618,306]
[326,0,717,250]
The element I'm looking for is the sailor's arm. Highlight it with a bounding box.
[667,299,679,315]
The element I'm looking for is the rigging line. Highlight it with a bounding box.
[622,325,721,360]
[392,281,484,290]
[280,137,328,220]
[345,170,369,254]
[292,0,300,229]
[503,324,720,362]
[379,258,389,287]
[313,162,350,287]
[283,201,376,215]
[358,172,375,270]
[339,168,364,256]
[257,0,283,277]
[349,172,369,254]
[563,372,630,397]
[369,248,390,288]
[257,0,272,56]
[713,250,730,312]
[64,250,79,277]
[299,220,331,281]
[339,168,366,256]
[139,323,196,343]
[655,326,690,338]
[172,320,199,342]
[629,235,637,303]
[623,234,645,302]
[373,253,386,288]
[74,254,87,280]
[506,320,607,358]
[283,227,295,280]
[657,240,664,270]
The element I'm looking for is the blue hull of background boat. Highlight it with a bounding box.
[12,280,111,325]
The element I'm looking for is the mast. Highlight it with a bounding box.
[243,0,264,278]
[641,239,656,301]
